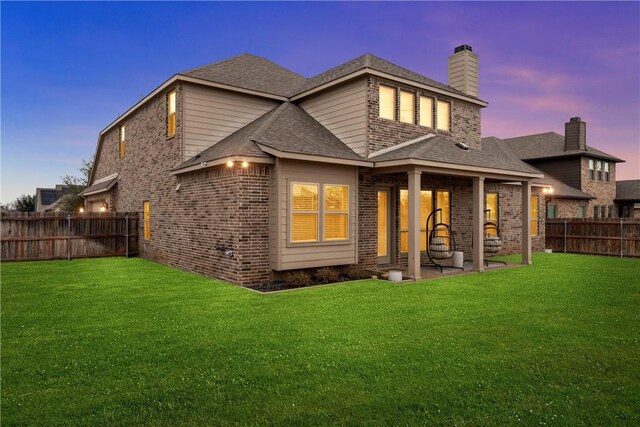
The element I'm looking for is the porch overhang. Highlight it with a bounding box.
[81,173,118,197]
[256,144,372,167]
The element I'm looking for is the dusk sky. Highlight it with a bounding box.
[2,1,639,204]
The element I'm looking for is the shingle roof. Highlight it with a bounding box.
[295,53,474,99]
[500,132,623,162]
[533,174,594,200]
[181,54,307,98]
[615,180,640,202]
[173,103,365,171]
[81,176,118,196]
[38,188,66,206]
[373,135,541,175]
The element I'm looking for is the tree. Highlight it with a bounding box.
[9,194,36,212]
[57,158,94,212]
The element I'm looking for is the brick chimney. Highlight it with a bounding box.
[564,117,587,151]
[448,44,479,97]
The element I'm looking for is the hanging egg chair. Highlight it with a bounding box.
[424,208,462,273]
[483,209,506,266]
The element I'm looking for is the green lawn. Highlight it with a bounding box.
[2,254,639,426]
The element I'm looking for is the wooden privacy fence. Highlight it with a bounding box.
[545,219,640,257]
[1,212,138,262]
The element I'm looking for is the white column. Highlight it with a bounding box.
[522,180,532,265]
[472,176,485,272]
[408,169,422,280]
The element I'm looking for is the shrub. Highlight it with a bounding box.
[347,269,373,280]
[315,267,340,284]
[285,271,311,287]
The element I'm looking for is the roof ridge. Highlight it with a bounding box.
[250,102,290,143]
[180,53,252,75]
[368,134,435,158]
[503,131,560,141]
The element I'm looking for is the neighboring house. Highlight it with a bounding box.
[35,185,72,212]
[486,119,624,219]
[615,180,640,218]
[83,46,545,286]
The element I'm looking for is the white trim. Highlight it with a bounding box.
[256,144,372,167]
[170,156,275,175]
[368,134,435,158]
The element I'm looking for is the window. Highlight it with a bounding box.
[167,90,176,137]
[400,190,450,252]
[324,185,349,241]
[436,100,450,131]
[605,162,610,182]
[399,91,415,124]
[588,159,594,180]
[597,160,602,181]
[594,205,599,219]
[419,96,433,127]
[379,86,395,120]
[578,206,586,218]
[531,195,539,236]
[400,190,432,252]
[547,203,557,219]
[119,125,126,159]
[143,201,150,240]
[291,183,319,243]
[607,205,612,219]
[601,205,606,219]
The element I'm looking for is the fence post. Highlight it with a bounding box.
[67,214,71,261]
[620,218,624,258]
[125,214,129,258]
[563,220,567,253]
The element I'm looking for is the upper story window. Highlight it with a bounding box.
[167,90,176,137]
[379,86,395,120]
[588,159,595,180]
[596,160,603,181]
[604,162,610,182]
[399,91,415,124]
[119,125,126,159]
[436,100,450,132]
[419,96,433,128]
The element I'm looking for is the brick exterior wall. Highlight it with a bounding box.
[366,76,482,155]
[580,157,617,218]
[91,83,271,285]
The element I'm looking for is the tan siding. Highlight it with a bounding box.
[299,78,367,156]
[182,83,278,160]
[274,159,357,270]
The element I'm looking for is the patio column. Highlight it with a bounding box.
[522,180,532,265]
[472,176,485,272]
[408,169,422,280]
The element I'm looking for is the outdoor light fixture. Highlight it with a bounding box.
[226,160,234,167]
[241,161,249,168]
[79,207,84,213]
[99,206,107,212]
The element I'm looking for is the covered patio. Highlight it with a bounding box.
[368,135,544,280]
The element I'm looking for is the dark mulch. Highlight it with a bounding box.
[249,273,370,293]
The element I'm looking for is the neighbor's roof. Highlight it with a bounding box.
[295,53,477,100]
[372,135,541,175]
[181,54,307,98]
[37,187,69,206]
[500,132,623,162]
[615,179,640,202]
[173,103,365,172]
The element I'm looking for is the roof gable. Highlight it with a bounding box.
[499,132,623,162]
[181,54,307,98]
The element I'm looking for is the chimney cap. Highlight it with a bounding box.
[454,44,473,53]
[570,117,582,122]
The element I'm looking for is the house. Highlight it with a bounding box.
[487,119,624,219]
[83,46,546,286]
[615,180,640,218]
[35,185,72,212]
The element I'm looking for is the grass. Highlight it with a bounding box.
[1,254,639,426]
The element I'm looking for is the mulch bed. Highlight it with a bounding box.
[249,273,370,293]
